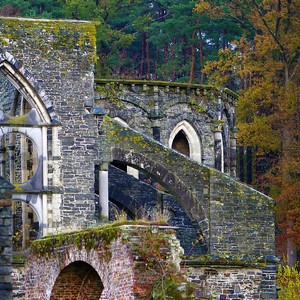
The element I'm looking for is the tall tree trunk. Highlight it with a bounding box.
[199,30,205,84]
[189,30,197,84]
[39,4,44,15]
[155,45,159,80]
[164,42,168,79]
[282,68,297,267]
[171,37,176,81]
[146,31,150,80]
[140,33,145,78]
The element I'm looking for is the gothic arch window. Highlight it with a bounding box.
[0,59,50,123]
[171,130,190,156]
[0,55,53,238]
[169,120,202,162]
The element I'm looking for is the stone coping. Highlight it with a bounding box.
[0,16,97,24]
[95,79,239,99]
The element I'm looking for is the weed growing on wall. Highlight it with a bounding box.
[130,226,196,299]
[277,265,300,299]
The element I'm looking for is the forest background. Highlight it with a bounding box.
[0,0,299,266]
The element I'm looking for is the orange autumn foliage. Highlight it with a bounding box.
[196,0,300,260]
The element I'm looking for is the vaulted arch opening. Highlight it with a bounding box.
[110,147,209,247]
[169,120,202,162]
[50,261,103,300]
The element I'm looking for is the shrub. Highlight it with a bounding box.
[277,265,300,299]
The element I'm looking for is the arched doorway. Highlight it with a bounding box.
[169,120,201,162]
[50,261,104,300]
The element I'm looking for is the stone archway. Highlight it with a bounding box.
[50,261,104,300]
[111,146,209,239]
[169,120,201,162]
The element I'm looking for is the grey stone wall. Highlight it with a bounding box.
[95,79,237,171]
[102,118,275,260]
[107,164,206,256]
[185,262,277,299]
[209,168,275,258]
[0,200,13,300]
[12,264,26,300]
[0,17,276,299]
[0,17,98,227]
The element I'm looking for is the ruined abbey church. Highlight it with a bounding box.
[0,18,277,299]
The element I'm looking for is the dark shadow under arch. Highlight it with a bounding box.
[50,261,103,300]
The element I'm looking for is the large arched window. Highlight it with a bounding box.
[0,55,53,239]
[169,120,201,162]
[0,60,50,123]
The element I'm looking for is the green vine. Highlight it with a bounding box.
[128,226,196,299]
[189,99,206,114]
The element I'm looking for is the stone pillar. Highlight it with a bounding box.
[151,122,161,142]
[21,201,29,250]
[42,126,48,236]
[230,130,237,178]
[214,126,223,172]
[99,163,109,220]
[151,86,161,142]
[0,147,5,178]
[7,145,15,184]
[0,177,14,300]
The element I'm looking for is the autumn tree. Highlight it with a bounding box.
[196,0,300,265]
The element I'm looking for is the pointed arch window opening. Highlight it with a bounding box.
[169,120,202,163]
[171,130,190,157]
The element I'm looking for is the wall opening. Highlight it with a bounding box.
[51,261,103,300]
[12,202,39,251]
[171,129,190,156]
[1,133,39,184]
[169,120,201,162]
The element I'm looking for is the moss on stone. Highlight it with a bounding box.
[188,99,206,113]
[30,220,170,258]
[0,17,97,62]
[30,223,121,257]
[6,115,27,124]
[183,254,269,268]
